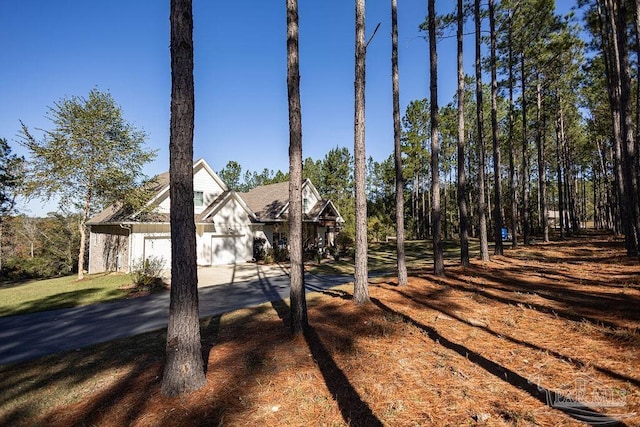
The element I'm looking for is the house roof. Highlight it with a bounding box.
[88,162,341,226]
[87,160,225,226]
[307,199,343,222]
[239,181,289,221]
[87,190,237,225]
[240,180,343,224]
[87,172,170,225]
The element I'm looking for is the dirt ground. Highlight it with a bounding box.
[1,232,639,426]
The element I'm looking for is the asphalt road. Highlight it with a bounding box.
[0,269,355,366]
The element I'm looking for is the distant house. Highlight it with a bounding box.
[87,159,343,274]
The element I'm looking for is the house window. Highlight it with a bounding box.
[303,198,309,212]
[194,191,204,207]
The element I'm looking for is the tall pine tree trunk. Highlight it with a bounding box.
[489,0,503,255]
[635,0,640,184]
[429,0,444,276]
[521,52,530,245]
[354,0,370,303]
[599,0,637,254]
[391,0,408,286]
[597,0,624,237]
[475,0,489,261]
[596,138,614,230]
[536,78,549,242]
[162,0,206,397]
[616,0,640,254]
[457,0,469,267]
[562,126,579,232]
[412,174,417,238]
[556,103,566,239]
[287,0,307,334]
[507,14,518,248]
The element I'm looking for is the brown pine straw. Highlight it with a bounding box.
[1,233,638,426]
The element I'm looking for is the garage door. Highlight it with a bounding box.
[211,234,247,265]
[143,237,171,269]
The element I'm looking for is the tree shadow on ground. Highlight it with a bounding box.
[308,280,632,425]
[201,314,221,373]
[256,270,382,426]
[9,275,385,426]
[256,266,290,324]
[380,283,640,389]
[2,240,635,425]
[1,305,291,426]
[414,266,638,331]
[367,296,629,426]
[0,280,38,290]
[0,327,167,426]
[304,324,383,427]
[469,264,640,319]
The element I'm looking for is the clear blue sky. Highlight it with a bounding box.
[0,1,571,215]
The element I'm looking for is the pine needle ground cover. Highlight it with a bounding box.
[0,234,638,426]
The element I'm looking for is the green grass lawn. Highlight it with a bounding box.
[0,273,135,318]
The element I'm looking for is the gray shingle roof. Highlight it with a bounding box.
[239,181,289,221]
[87,172,170,224]
[88,173,340,227]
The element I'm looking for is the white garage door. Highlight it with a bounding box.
[211,234,247,265]
[143,237,172,269]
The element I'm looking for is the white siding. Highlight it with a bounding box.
[143,237,171,268]
[156,192,170,213]
[212,198,250,229]
[207,197,253,264]
[129,197,255,269]
[153,164,226,215]
[130,224,171,269]
[302,184,320,214]
[210,234,251,265]
[193,166,225,214]
[196,224,215,265]
[87,226,129,274]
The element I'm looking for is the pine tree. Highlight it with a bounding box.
[475,0,490,261]
[161,0,206,397]
[489,0,504,254]
[391,0,408,285]
[287,0,307,334]
[457,0,470,267]
[429,0,444,276]
[354,0,371,302]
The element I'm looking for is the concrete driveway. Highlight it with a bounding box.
[196,262,290,287]
[0,263,354,366]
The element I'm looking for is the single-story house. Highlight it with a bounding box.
[87,159,343,274]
